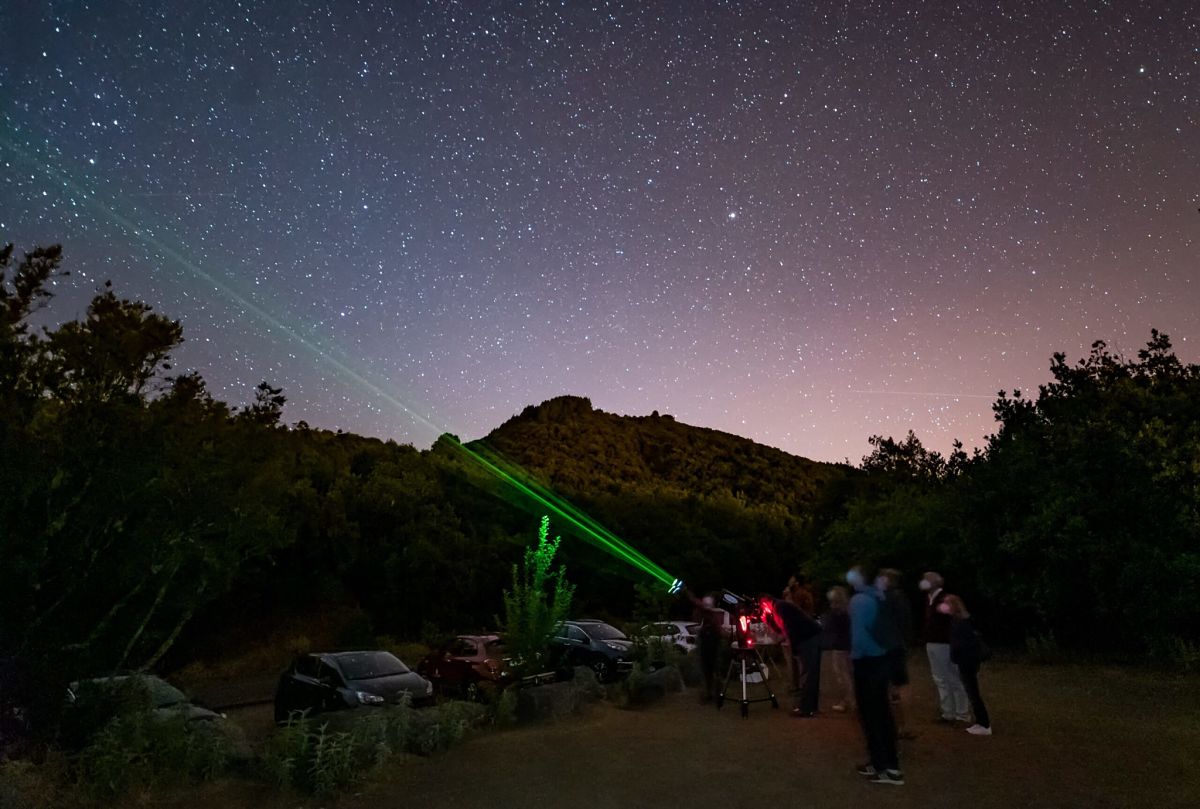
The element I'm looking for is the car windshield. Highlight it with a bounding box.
[580,623,627,641]
[70,676,189,709]
[336,652,409,680]
[144,677,189,708]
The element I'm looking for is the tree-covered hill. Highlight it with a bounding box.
[476,395,848,510]
[455,396,856,599]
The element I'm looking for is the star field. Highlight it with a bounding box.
[2,1,1197,461]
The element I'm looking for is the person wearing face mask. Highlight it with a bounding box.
[847,566,904,786]
[920,571,970,723]
[942,594,992,735]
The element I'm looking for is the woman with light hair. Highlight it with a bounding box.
[940,594,992,735]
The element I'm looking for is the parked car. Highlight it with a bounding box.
[274,651,432,723]
[549,619,634,682]
[417,635,512,701]
[641,621,701,653]
[62,674,248,757]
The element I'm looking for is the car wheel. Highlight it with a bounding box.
[592,658,612,682]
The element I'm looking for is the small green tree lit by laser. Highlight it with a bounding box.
[502,516,574,675]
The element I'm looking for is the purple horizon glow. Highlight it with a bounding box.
[3,1,1197,463]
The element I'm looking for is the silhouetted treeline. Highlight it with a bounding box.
[807,332,1200,660]
[3,244,1196,683]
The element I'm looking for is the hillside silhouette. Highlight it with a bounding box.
[474,395,848,512]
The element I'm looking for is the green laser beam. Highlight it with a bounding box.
[3,134,679,589]
[464,441,672,581]
[449,437,674,585]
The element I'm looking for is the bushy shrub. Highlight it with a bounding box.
[488,686,518,726]
[1025,632,1063,665]
[0,758,68,809]
[262,699,487,796]
[78,711,233,799]
[1150,635,1200,673]
[261,714,360,797]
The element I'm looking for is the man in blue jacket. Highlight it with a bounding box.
[847,566,903,786]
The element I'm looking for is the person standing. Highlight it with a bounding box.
[943,595,992,735]
[920,571,970,723]
[848,567,903,786]
[877,569,914,738]
[687,590,722,703]
[767,592,821,716]
[821,586,855,712]
[785,575,821,716]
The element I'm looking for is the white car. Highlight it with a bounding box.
[641,621,702,653]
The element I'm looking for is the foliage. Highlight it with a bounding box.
[819,331,1200,657]
[262,700,486,796]
[260,714,357,797]
[502,516,575,675]
[1024,632,1064,665]
[77,710,233,799]
[488,684,519,725]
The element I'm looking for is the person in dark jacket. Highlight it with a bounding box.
[785,575,822,716]
[942,594,992,736]
[877,569,914,738]
[769,591,822,716]
[687,589,723,703]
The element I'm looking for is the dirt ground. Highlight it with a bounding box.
[164,655,1200,809]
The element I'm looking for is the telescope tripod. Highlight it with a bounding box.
[716,645,780,718]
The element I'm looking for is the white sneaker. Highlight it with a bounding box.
[966,724,992,736]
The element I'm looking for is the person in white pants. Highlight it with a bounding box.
[920,571,970,722]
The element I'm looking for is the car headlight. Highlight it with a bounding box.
[604,642,624,651]
[425,679,433,696]
[356,691,385,705]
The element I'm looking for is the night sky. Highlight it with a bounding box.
[2,1,1197,462]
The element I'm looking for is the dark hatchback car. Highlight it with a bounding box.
[549,619,634,682]
[274,651,432,722]
[416,635,511,701]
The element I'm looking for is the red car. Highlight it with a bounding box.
[417,635,511,701]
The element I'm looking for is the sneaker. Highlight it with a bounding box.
[856,763,877,777]
[966,724,993,736]
[935,715,956,724]
[870,770,904,786]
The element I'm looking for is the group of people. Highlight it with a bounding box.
[691,569,992,788]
